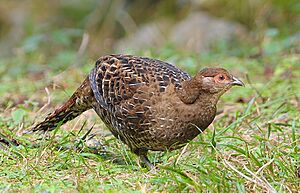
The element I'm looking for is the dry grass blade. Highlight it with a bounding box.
[223,159,276,193]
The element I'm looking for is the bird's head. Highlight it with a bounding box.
[194,67,244,96]
[177,67,244,104]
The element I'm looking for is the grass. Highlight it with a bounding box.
[0,36,299,192]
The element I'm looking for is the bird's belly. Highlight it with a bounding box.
[142,122,202,151]
[93,104,199,151]
[143,105,216,151]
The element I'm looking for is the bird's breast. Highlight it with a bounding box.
[144,87,217,150]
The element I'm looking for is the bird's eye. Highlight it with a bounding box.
[218,75,225,81]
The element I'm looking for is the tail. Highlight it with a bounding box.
[28,76,94,133]
[0,133,20,146]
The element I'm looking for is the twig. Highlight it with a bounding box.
[256,158,274,175]
[74,32,89,67]
[37,87,51,114]
[175,143,189,166]
[244,165,276,193]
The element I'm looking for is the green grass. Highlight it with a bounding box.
[0,38,299,192]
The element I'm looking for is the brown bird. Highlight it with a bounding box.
[30,54,244,168]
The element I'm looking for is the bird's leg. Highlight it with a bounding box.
[139,154,155,169]
[133,148,155,169]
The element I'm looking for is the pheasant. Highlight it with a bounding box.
[30,54,244,168]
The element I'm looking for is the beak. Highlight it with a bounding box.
[231,76,244,87]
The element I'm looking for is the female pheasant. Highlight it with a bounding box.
[30,54,244,168]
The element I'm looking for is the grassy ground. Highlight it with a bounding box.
[0,37,299,192]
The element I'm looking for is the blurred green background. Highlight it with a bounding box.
[0,0,299,59]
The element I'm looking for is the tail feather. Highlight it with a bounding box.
[29,76,94,133]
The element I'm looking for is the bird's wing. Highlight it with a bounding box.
[89,54,191,110]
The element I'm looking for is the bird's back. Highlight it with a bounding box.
[89,54,190,108]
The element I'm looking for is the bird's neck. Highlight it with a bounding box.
[176,78,219,129]
[197,91,220,106]
[194,92,218,130]
[176,78,201,104]
[176,76,223,105]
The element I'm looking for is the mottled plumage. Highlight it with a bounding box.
[30,54,244,168]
